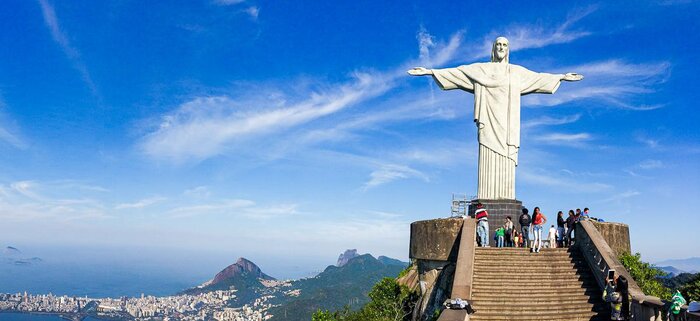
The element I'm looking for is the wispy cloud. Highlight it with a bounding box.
[533,133,592,146]
[637,159,664,170]
[519,168,612,193]
[469,6,596,61]
[37,0,99,98]
[140,72,394,163]
[0,180,110,221]
[213,0,246,5]
[523,60,671,109]
[363,164,429,190]
[115,196,167,210]
[600,190,640,202]
[245,6,259,20]
[168,199,297,219]
[0,127,28,150]
[522,114,581,129]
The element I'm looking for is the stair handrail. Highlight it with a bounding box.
[575,220,666,320]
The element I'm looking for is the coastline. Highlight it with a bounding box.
[0,310,85,321]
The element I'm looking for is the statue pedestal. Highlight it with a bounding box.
[468,199,523,247]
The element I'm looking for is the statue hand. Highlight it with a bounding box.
[562,73,583,81]
[407,67,432,76]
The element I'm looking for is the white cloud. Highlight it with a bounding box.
[363,164,429,190]
[0,126,28,150]
[115,196,167,210]
[213,0,245,5]
[637,159,664,170]
[245,6,259,19]
[417,26,435,64]
[37,0,99,98]
[522,114,581,129]
[184,186,212,199]
[168,199,296,219]
[600,190,640,202]
[534,133,592,145]
[0,180,110,221]
[140,72,394,163]
[519,169,612,193]
[470,6,596,60]
[523,60,671,109]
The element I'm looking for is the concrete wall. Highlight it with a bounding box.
[408,218,465,321]
[410,218,463,262]
[590,221,631,257]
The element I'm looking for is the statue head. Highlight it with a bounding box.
[490,37,509,63]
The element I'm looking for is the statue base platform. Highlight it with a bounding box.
[468,199,523,247]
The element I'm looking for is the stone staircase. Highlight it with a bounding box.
[469,247,608,321]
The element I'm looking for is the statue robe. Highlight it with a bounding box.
[431,63,562,199]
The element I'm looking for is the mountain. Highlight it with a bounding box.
[182,257,275,307]
[656,257,700,274]
[661,272,700,290]
[378,255,408,266]
[268,253,408,321]
[659,265,686,277]
[336,249,359,267]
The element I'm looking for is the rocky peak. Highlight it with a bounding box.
[336,249,359,267]
[210,257,274,285]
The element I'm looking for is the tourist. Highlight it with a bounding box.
[668,290,687,321]
[566,210,576,247]
[556,211,566,247]
[475,203,489,247]
[548,224,557,248]
[581,207,591,221]
[519,208,531,248]
[513,231,520,248]
[495,226,505,247]
[504,216,515,247]
[604,275,623,321]
[531,207,547,253]
[616,276,631,321]
[575,208,582,222]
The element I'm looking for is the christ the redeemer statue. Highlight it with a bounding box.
[408,37,583,200]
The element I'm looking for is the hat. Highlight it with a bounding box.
[689,301,700,312]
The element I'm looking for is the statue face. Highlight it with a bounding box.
[494,38,508,61]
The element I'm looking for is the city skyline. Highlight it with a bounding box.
[0,1,699,279]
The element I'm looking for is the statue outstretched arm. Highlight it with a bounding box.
[407,67,433,76]
[562,73,584,81]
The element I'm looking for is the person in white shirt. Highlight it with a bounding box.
[548,225,557,249]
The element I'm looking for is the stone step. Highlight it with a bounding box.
[473,260,587,266]
[474,270,584,276]
[468,311,607,321]
[472,292,600,301]
[473,272,595,284]
[471,287,599,295]
[472,283,598,290]
[471,295,604,305]
[474,304,607,319]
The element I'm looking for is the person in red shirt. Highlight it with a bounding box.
[475,203,489,247]
[531,207,547,253]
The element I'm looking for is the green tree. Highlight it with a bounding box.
[619,252,672,300]
[680,274,700,302]
[311,277,418,321]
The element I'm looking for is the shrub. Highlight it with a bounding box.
[619,252,671,300]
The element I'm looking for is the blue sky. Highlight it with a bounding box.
[0,1,699,279]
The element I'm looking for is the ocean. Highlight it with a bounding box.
[0,257,209,320]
